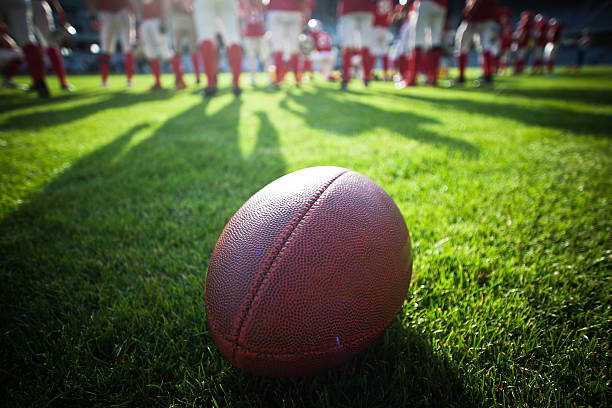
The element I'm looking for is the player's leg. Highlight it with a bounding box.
[357,13,374,85]
[117,9,135,87]
[286,11,302,85]
[407,2,427,85]
[98,11,115,87]
[194,0,218,94]
[544,42,557,74]
[141,19,163,89]
[6,1,49,97]
[0,45,24,88]
[268,11,286,86]
[156,19,183,88]
[425,4,445,86]
[170,15,187,88]
[454,20,472,83]
[339,14,357,88]
[218,0,242,94]
[532,45,543,74]
[478,21,495,83]
[184,14,201,84]
[258,36,270,79]
[33,0,70,89]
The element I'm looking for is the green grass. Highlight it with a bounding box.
[1,67,610,407]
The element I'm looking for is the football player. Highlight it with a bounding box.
[308,19,336,81]
[88,0,136,88]
[267,0,306,88]
[194,0,243,97]
[495,6,512,74]
[0,0,50,97]
[371,0,393,81]
[531,14,548,75]
[140,0,186,90]
[407,0,447,86]
[544,18,562,74]
[338,0,376,90]
[512,10,533,75]
[240,0,268,85]
[32,0,72,90]
[171,0,201,84]
[455,0,498,86]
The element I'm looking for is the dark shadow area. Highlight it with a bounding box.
[445,84,612,106]
[1,89,175,130]
[279,86,480,157]
[0,91,92,115]
[209,319,477,408]
[380,90,612,138]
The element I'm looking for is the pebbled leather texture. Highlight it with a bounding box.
[205,166,412,377]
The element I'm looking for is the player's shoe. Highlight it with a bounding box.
[126,80,133,88]
[32,80,50,99]
[363,79,370,87]
[102,80,108,88]
[2,79,25,90]
[150,83,163,91]
[452,76,466,86]
[175,79,187,90]
[232,85,242,97]
[340,80,348,91]
[268,83,280,91]
[61,83,75,91]
[200,85,218,98]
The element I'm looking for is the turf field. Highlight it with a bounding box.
[1,68,611,407]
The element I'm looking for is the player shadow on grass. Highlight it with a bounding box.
[1,89,176,130]
[279,86,480,157]
[0,98,287,404]
[407,92,612,138]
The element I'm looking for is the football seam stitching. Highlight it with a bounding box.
[230,169,350,363]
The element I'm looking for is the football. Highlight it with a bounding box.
[205,166,412,377]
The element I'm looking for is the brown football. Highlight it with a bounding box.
[205,166,412,376]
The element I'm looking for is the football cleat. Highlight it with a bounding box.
[232,85,242,97]
[32,80,50,98]
[61,83,75,91]
[340,80,348,91]
[201,85,218,98]
[150,83,163,91]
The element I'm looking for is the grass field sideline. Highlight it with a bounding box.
[1,68,611,407]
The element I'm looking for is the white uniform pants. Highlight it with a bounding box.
[409,0,446,50]
[193,0,239,45]
[140,18,173,60]
[268,10,302,55]
[455,20,495,54]
[99,9,135,53]
[339,12,373,49]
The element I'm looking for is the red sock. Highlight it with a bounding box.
[4,59,21,79]
[492,56,500,74]
[124,51,134,82]
[427,49,441,85]
[361,48,373,81]
[200,39,217,87]
[534,57,542,70]
[482,51,492,76]
[22,43,46,82]
[547,58,554,73]
[458,52,468,80]
[171,54,184,82]
[398,54,408,80]
[274,51,284,84]
[304,58,313,74]
[382,55,389,74]
[228,43,242,87]
[47,47,68,86]
[289,53,299,83]
[148,58,161,85]
[191,52,200,81]
[100,53,110,84]
[342,48,353,81]
[514,57,523,74]
[407,47,422,85]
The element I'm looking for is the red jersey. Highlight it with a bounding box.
[267,0,304,12]
[464,0,496,22]
[547,23,563,44]
[171,0,193,15]
[373,0,393,28]
[98,0,130,13]
[338,0,376,16]
[534,19,549,47]
[141,0,162,20]
[241,1,265,37]
[311,30,332,52]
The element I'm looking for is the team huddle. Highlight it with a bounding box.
[0,0,566,98]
